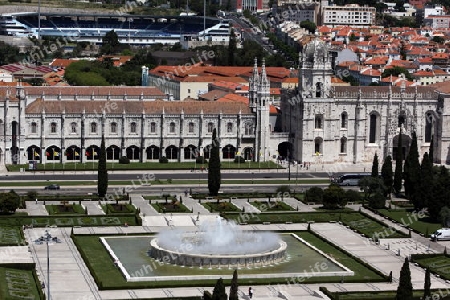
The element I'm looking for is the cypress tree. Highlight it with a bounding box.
[396,257,413,300]
[381,155,393,198]
[229,270,238,300]
[212,278,227,300]
[228,29,236,66]
[429,166,450,221]
[429,135,434,164]
[419,152,433,210]
[208,128,221,196]
[371,153,379,177]
[97,134,108,197]
[404,131,420,207]
[423,268,431,299]
[393,130,403,195]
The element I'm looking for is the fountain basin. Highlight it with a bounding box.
[149,237,287,268]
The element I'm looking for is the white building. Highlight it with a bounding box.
[322,4,376,27]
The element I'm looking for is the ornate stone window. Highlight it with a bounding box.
[150,122,156,133]
[207,122,214,133]
[110,122,117,133]
[50,122,57,133]
[425,112,433,143]
[169,122,176,133]
[369,113,379,143]
[315,114,323,129]
[70,122,77,134]
[340,137,347,153]
[90,122,97,134]
[244,122,253,135]
[31,122,37,134]
[188,122,194,133]
[227,122,233,133]
[130,122,137,133]
[341,112,348,129]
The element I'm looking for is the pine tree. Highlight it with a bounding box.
[229,270,238,300]
[396,257,413,300]
[393,129,403,195]
[371,153,379,177]
[97,135,108,197]
[228,29,236,66]
[419,152,433,210]
[208,128,221,196]
[404,131,421,207]
[423,268,431,299]
[381,155,393,198]
[212,278,227,300]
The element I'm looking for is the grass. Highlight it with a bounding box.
[73,231,384,290]
[251,200,295,211]
[223,212,407,239]
[103,204,136,214]
[0,215,138,227]
[45,204,86,215]
[323,290,449,300]
[151,201,192,213]
[0,226,26,246]
[376,209,441,236]
[7,161,282,172]
[202,201,241,212]
[0,266,41,300]
[144,195,177,201]
[412,255,450,280]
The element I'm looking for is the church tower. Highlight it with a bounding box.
[299,36,333,99]
[249,58,270,162]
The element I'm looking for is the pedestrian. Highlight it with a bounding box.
[249,287,253,299]
[35,198,38,205]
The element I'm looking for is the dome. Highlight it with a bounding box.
[303,37,327,63]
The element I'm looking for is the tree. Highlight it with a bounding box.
[208,128,221,196]
[393,130,403,195]
[300,20,316,33]
[419,152,434,210]
[322,184,346,209]
[396,257,413,300]
[101,30,121,55]
[305,187,324,203]
[381,155,393,198]
[229,270,238,300]
[424,268,431,299]
[371,153,379,177]
[344,189,361,203]
[429,166,450,221]
[429,135,434,164]
[212,278,227,300]
[228,29,236,66]
[440,206,450,227]
[98,135,108,197]
[368,191,386,209]
[404,132,421,208]
[381,66,413,81]
[0,191,20,214]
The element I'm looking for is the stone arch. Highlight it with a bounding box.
[26,145,41,161]
[203,144,212,159]
[314,137,323,155]
[392,134,411,161]
[369,111,381,143]
[243,147,253,160]
[165,145,178,160]
[45,145,61,161]
[222,144,236,159]
[184,145,197,160]
[65,145,81,161]
[106,145,120,160]
[126,145,140,160]
[146,145,160,160]
[277,142,293,159]
[85,145,100,160]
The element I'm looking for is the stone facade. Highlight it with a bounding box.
[281,37,449,165]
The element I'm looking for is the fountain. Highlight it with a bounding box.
[149,216,287,268]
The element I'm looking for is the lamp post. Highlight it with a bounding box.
[35,229,57,300]
[52,147,55,171]
[227,146,230,169]
[132,146,136,161]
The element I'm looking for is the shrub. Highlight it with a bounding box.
[118,156,130,164]
[234,156,245,163]
[159,156,169,163]
[368,191,386,209]
[196,156,207,164]
[305,187,324,203]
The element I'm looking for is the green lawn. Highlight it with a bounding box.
[0,266,42,300]
[251,200,295,211]
[202,201,241,212]
[45,204,86,215]
[322,289,448,300]
[377,209,441,236]
[103,204,136,214]
[0,226,26,246]
[0,215,138,227]
[73,231,385,290]
[7,161,282,172]
[412,255,450,280]
[151,202,192,213]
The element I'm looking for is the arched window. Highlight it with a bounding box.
[169,122,175,133]
[244,122,253,135]
[369,114,378,143]
[316,82,322,97]
[315,115,323,129]
[341,112,348,129]
[130,122,137,133]
[207,122,214,133]
[150,122,156,133]
[314,137,323,154]
[90,122,97,134]
[31,122,37,134]
[110,122,117,133]
[188,122,194,133]
[70,122,77,133]
[340,137,347,153]
[398,112,406,128]
[50,122,57,133]
[425,112,433,142]
[227,122,233,133]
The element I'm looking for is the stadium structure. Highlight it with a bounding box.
[0,12,231,45]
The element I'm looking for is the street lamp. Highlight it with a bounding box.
[34,229,60,300]
[132,146,136,161]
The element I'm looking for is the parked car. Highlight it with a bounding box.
[45,184,60,190]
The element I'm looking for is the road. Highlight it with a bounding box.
[228,15,274,54]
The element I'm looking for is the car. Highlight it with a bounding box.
[45,184,60,190]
